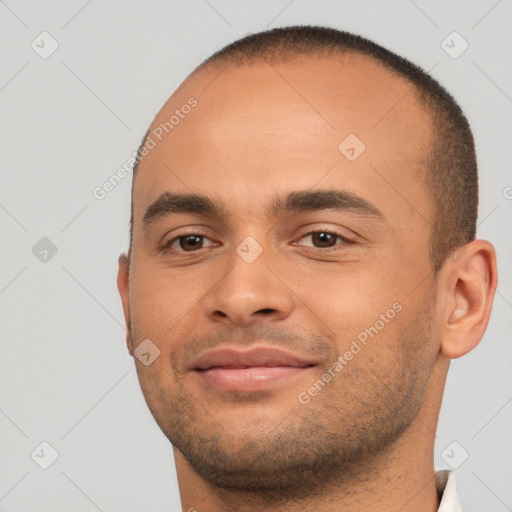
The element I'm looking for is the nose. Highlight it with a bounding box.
[201,245,295,326]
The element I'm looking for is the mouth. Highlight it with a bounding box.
[190,346,317,393]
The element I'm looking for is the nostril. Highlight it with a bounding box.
[258,308,276,315]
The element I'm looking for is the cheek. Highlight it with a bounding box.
[291,262,417,374]
[129,269,200,345]
[295,263,403,324]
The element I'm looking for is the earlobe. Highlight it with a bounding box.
[117,252,134,356]
[440,240,497,359]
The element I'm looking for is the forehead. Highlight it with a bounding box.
[133,54,433,228]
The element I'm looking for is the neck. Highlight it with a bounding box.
[175,355,449,512]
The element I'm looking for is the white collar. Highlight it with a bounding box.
[436,470,463,511]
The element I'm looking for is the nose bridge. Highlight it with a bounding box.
[201,238,294,325]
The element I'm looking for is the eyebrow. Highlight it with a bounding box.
[142,189,384,228]
[269,190,384,219]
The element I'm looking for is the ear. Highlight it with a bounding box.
[117,252,134,356]
[439,240,497,359]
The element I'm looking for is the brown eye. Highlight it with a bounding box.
[162,232,218,253]
[178,235,204,251]
[294,230,354,250]
[311,232,338,248]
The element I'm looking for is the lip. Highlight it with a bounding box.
[190,346,318,393]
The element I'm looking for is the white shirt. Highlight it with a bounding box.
[436,470,462,511]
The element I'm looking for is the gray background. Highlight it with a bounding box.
[1,0,511,510]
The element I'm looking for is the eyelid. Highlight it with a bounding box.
[292,229,356,252]
[161,228,218,252]
[291,227,357,247]
[160,225,358,254]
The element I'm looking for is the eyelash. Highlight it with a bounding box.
[292,230,355,250]
[162,229,215,252]
[162,229,354,253]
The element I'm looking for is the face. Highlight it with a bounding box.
[120,55,442,495]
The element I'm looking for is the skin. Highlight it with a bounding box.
[117,54,497,511]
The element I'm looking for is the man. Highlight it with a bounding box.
[117,26,497,511]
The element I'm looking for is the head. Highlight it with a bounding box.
[118,26,496,497]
